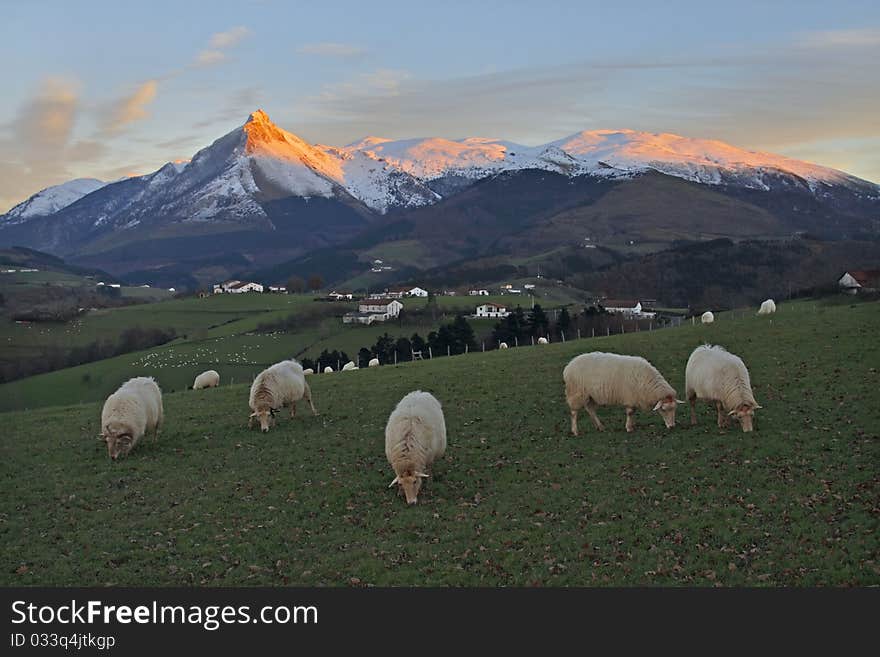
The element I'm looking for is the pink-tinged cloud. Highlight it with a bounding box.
[104,80,158,135]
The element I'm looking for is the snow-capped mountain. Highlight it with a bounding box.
[3,178,106,225]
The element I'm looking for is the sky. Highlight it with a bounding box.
[1,0,878,212]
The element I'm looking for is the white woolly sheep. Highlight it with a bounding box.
[249,359,317,432]
[757,299,776,315]
[323,366,334,374]
[385,391,447,505]
[100,377,163,460]
[685,344,761,432]
[701,311,714,324]
[499,342,509,349]
[192,369,220,390]
[342,361,357,371]
[368,358,380,367]
[563,352,683,435]
[538,337,549,344]
[303,368,314,375]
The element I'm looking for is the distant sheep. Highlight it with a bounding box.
[537,337,549,345]
[303,368,314,375]
[192,369,219,390]
[342,361,357,371]
[563,352,682,435]
[324,366,334,374]
[100,377,163,460]
[249,359,317,432]
[757,299,776,315]
[685,344,761,432]
[499,342,509,349]
[368,358,380,367]
[701,311,714,324]
[385,391,447,505]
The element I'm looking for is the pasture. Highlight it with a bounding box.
[0,298,877,586]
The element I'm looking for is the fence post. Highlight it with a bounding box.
[482,341,485,352]
[561,330,565,343]
[337,359,340,371]
[465,344,469,354]
[447,345,450,357]
[428,346,433,359]
[531,336,535,346]
[394,350,398,365]
[649,321,653,331]
[591,328,594,338]
[621,323,624,334]
[692,316,695,326]
[515,337,519,347]
[577,328,581,340]
[607,326,610,337]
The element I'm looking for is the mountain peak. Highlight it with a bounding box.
[246,109,272,125]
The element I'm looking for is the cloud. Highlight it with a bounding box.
[101,80,158,136]
[195,26,251,67]
[798,28,880,49]
[297,42,366,57]
[209,26,251,49]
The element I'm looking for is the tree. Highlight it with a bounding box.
[395,336,412,362]
[528,304,549,337]
[556,307,571,338]
[287,276,306,294]
[449,314,476,352]
[307,274,324,291]
[358,347,373,366]
[410,333,427,355]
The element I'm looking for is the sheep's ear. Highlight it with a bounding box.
[753,404,762,409]
[652,400,663,411]
[388,476,399,488]
[676,399,686,405]
[416,472,430,478]
[249,412,257,418]
[728,409,738,416]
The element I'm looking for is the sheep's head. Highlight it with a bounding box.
[99,424,134,461]
[249,407,276,432]
[728,403,760,432]
[652,396,685,428]
[388,469,430,505]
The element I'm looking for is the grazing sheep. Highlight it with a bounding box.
[385,391,447,505]
[342,361,357,371]
[757,299,776,315]
[685,344,761,432]
[192,369,220,390]
[499,342,509,349]
[248,359,317,432]
[563,352,683,435]
[368,358,380,367]
[538,337,549,345]
[323,366,334,374]
[100,377,163,460]
[303,368,314,375]
[701,311,714,324]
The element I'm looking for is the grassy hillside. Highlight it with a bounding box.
[1,298,877,586]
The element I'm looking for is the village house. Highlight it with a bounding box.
[475,303,510,318]
[267,286,287,293]
[343,298,404,325]
[839,270,880,294]
[469,289,490,296]
[327,290,354,300]
[213,280,264,294]
[601,299,656,319]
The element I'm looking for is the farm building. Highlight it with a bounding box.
[839,270,880,294]
[602,299,656,319]
[358,298,403,319]
[385,286,428,299]
[343,312,379,325]
[469,289,490,296]
[267,286,287,293]
[475,303,510,318]
[327,290,354,300]
[213,280,264,294]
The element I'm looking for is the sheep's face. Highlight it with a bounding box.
[729,404,758,432]
[250,409,275,432]
[101,426,134,461]
[653,396,684,429]
[389,469,430,505]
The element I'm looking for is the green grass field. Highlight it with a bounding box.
[1,298,877,586]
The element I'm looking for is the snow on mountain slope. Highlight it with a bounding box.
[549,129,875,192]
[3,178,106,224]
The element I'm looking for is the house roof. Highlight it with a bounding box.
[360,298,400,305]
[602,299,639,308]
[478,303,506,310]
[229,281,259,289]
[848,270,880,285]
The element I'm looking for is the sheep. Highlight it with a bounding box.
[499,342,509,349]
[368,358,380,367]
[342,361,357,371]
[701,311,714,324]
[757,299,776,315]
[685,344,761,432]
[248,359,317,432]
[303,368,314,375]
[385,391,447,505]
[563,352,683,435]
[192,369,220,390]
[537,337,549,345]
[99,377,163,460]
[323,366,334,374]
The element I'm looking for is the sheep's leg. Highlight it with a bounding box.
[625,407,635,433]
[570,407,579,436]
[585,400,605,432]
[248,415,255,429]
[716,401,728,429]
[290,401,297,419]
[689,394,697,426]
[303,384,318,416]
